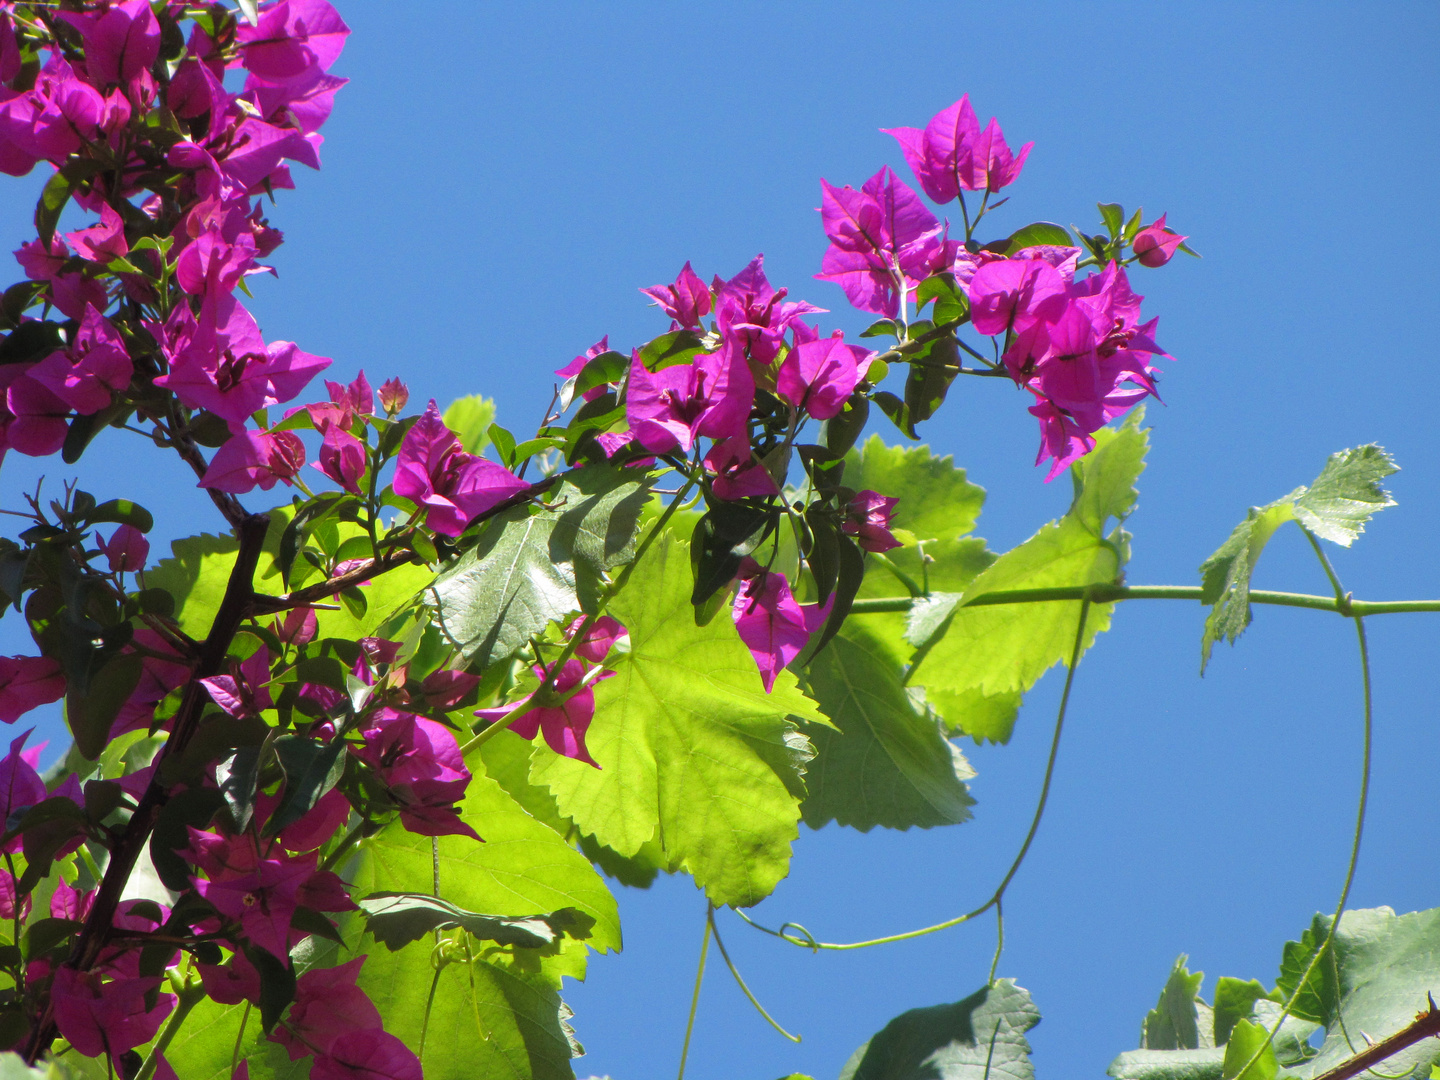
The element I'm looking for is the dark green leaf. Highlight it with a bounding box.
[149,787,224,891]
[1004,221,1075,252]
[486,423,517,468]
[85,499,154,533]
[689,501,778,607]
[216,748,261,833]
[66,652,143,760]
[36,167,76,249]
[572,350,629,398]
[247,944,296,1033]
[638,328,705,371]
[23,918,80,962]
[270,735,345,833]
[358,892,578,951]
[0,321,64,366]
[872,390,915,439]
[861,319,901,339]
[821,395,869,460]
[801,531,863,662]
[903,335,959,429]
[839,979,1040,1080]
[801,625,974,831]
[431,465,652,667]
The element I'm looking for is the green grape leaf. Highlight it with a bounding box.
[1275,915,1340,1025]
[1288,906,1440,1079]
[351,768,620,957]
[799,625,974,831]
[358,941,580,1080]
[441,394,496,454]
[840,434,1007,739]
[1107,1048,1226,1080]
[902,411,1146,740]
[430,465,651,668]
[530,530,823,908]
[1198,445,1397,672]
[838,978,1040,1080]
[1143,955,1207,1051]
[844,435,986,542]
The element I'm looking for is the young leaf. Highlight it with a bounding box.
[800,625,974,831]
[838,979,1040,1080]
[1141,955,1206,1050]
[1291,444,1398,545]
[441,395,496,454]
[530,531,824,907]
[1198,444,1397,672]
[1004,220,1075,251]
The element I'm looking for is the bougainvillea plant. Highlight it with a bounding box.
[0,4,1435,1080]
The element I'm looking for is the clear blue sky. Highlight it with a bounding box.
[2,3,1438,1077]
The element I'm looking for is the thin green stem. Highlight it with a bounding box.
[708,906,801,1043]
[848,584,1440,617]
[1239,543,1373,1079]
[988,899,1005,986]
[136,978,204,1080]
[320,818,369,873]
[740,599,1091,951]
[230,1002,251,1071]
[676,906,713,1080]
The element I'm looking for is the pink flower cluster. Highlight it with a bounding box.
[967,256,1168,477]
[476,615,627,766]
[810,95,1185,479]
[0,0,349,471]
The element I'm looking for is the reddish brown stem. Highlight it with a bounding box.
[1310,1001,1440,1080]
[21,513,271,1064]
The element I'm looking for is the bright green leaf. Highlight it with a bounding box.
[1213,978,1276,1046]
[442,395,496,454]
[1108,1048,1226,1080]
[358,942,580,1080]
[902,411,1146,737]
[431,465,651,668]
[800,625,974,831]
[530,531,823,907]
[1005,220,1074,251]
[351,768,620,957]
[839,978,1040,1080]
[1220,1019,1277,1080]
[844,435,986,543]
